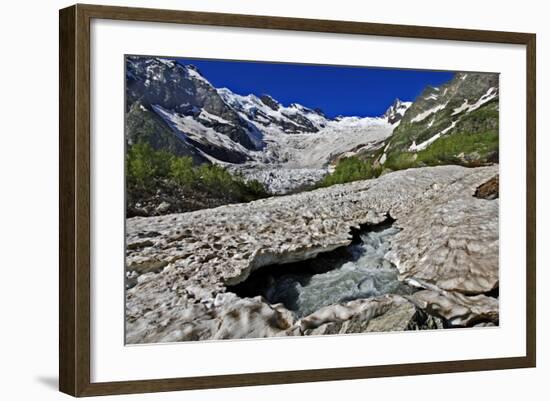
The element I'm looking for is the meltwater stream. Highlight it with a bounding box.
[228,220,415,318]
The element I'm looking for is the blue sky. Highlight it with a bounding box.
[176,58,454,118]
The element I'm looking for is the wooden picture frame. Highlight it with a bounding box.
[59,3,536,397]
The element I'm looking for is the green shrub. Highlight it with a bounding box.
[238,179,270,200]
[170,156,195,185]
[383,152,418,171]
[320,130,498,189]
[126,142,172,186]
[384,130,498,170]
[126,141,269,203]
[416,130,498,166]
[319,157,376,187]
[197,164,232,194]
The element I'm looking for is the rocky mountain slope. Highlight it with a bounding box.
[375,72,499,167]
[126,56,499,198]
[126,165,499,343]
[126,56,413,193]
[127,57,261,159]
[383,98,412,125]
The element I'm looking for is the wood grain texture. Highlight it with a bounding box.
[525,34,536,367]
[75,4,92,396]
[59,5,76,396]
[78,3,533,44]
[59,3,537,397]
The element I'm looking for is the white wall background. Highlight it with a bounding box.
[0,0,546,400]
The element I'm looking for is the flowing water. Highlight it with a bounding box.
[228,221,415,317]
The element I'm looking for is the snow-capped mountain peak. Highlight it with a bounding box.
[217,87,328,134]
[383,98,412,125]
[129,56,496,194]
[259,94,281,111]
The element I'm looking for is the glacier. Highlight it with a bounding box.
[151,83,403,193]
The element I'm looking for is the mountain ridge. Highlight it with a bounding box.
[126,56,498,194]
[373,71,499,170]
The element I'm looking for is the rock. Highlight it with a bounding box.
[259,94,281,111]
[409,286,499,326]
[155,201,171,213]
[336,299,419,333]
[299,295,396,332]
[405,308,445,330]
[474,322,497,327]
[475,175,499,200]
[126,165,499,343]
[362,301,419,332]
[302,322,342,336]
[302,296,444,335]
[383,98,412,125]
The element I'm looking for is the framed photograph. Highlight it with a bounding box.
[59,4,536,397]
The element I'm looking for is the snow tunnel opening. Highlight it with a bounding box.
[226,216,417,318]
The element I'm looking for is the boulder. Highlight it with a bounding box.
[409,288,499,326]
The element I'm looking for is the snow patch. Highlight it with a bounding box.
[156,58,175,68]
[152,105,250,159]
[466,87,498,113]
[186,68,210,85]
[218,87,328,132]
[451,87,497,116]
[199,110,234,126]
[409,121,457,152]
[452,99,470,116]
[411,103,448,123]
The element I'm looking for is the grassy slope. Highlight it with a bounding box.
[320,101,499,187]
